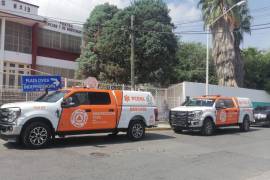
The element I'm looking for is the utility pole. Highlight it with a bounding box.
[130,15,135,90]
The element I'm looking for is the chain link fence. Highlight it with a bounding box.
[0,73,174,121]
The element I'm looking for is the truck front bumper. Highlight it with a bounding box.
[169,119,203,130]
[0,124,22,142]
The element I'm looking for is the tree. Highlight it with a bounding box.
[76,0,178,87]
[198,0,251,87]
[83,3,119,44]
[76,3,120,80]
[174,42,217,84]
[242,48,270,93]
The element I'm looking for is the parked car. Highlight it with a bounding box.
[0,88,158,148]
[254,106,270,126]
[169,95,254,135]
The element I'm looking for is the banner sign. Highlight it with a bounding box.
[21,75,62,92]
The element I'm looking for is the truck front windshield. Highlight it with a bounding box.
[183,98,215,107]
[35,91,69,103]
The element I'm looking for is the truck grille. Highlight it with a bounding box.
[0,108,10,124]
[170,111,189,127]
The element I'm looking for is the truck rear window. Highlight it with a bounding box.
[89,92,111,105]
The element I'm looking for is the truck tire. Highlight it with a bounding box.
[201,118,215,136]
[21,122,52,149]
[267,115,270,127]
[240,116,250,132]
[127,120,145,141]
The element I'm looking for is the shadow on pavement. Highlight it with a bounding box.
[3,132,175,150]
[251,124,270,128]
[180,127,260,136]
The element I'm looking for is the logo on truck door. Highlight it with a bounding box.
[70,109,88,128]
[220,110,227,122]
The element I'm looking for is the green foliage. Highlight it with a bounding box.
[198,0,251,41]
[174,42,217,84]
[76,3,121,81]
[242,48,270,93]
[84,3,119,43]
[76,0,178,87]
[198,0,252,87]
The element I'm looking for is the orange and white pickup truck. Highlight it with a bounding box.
[0,88,158,148]
[169,95,254,135]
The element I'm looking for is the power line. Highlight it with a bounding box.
[1,13,270,36]
[2,7,270,36]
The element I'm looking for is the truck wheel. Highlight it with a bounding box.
[127,120,145,141]
[240,116,250,132]
[201,118,215,136]
[267,115,270,127]
[21,122,52,149]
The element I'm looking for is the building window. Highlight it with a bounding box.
[61,34,81,53]
[1,0,5,6]
[38,29,60,49]
[5,21,32,54]
[19,5,22,9]
[3,62,31,88]
[27,7,30,12]
[38,28,81,53]
[13,3,17,9]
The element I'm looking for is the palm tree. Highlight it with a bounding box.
[198,0,251,87]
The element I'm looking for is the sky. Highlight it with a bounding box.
[23,0,270,50]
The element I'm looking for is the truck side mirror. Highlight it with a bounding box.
[61,97,76,108]
[216,102,225,110]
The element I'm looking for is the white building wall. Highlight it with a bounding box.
[2,51,77,70]
[4,50,32,64]
[37,56,77,70]
[0,0,39,15]
[183,81,270,103]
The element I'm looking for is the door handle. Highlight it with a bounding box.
[108,109,114,112]
[85,109,92,112]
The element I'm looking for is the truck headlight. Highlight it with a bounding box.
[1,107,21,123]
[193,110,203,120]
[259,114,267,119]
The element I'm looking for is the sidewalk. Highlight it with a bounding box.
[146,121,171,131]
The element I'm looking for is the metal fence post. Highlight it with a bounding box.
[64,78,67,88]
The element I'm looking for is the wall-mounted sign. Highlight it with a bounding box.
[45,19,82,36]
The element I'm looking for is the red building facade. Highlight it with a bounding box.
[0,0,82,88]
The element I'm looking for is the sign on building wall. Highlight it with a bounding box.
[45,19,82,37]
[21,75,62,92]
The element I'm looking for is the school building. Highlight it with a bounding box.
[0,0,82,88]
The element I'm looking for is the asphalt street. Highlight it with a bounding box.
[1,126,270,180]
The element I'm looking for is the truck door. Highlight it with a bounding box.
[88,91,117,129]
[216,98,239,125]
[57,92,92,132]
[224,99,239,125]
[216,99,227,125]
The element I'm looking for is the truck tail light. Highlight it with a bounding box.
[154,108,158,122]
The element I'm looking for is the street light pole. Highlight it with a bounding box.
[206,25,209,95]
[130,15,135,90]
[205,0,246,95]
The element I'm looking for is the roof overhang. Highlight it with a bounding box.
[0,10,46,26]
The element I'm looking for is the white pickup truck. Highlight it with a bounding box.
[169,95,254,135]
[0,88,157,148]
